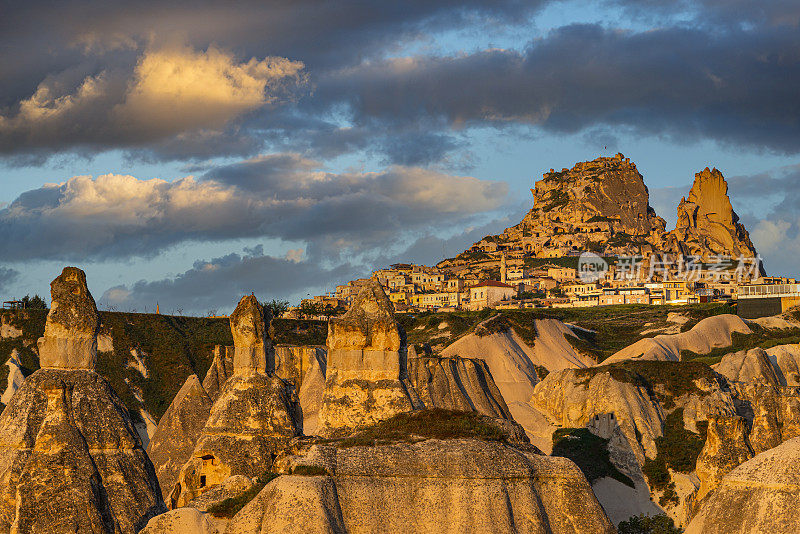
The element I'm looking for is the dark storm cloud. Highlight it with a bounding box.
[318,22,800,153]
[99,247,360,315]
[3,0,800,166]
[0,155,509,261]
[0,0,540,163]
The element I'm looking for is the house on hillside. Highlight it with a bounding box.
[466,280,516,310]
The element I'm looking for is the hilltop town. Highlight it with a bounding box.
[299,155,782,319]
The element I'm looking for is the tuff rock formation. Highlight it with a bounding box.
[694,415,754,502]
[453,156,761,267]
[499,154,667,257]
[407,354,512,419]
[228,439,615,534]
[317,279,420,437]
[147,374,213,501]
[664,167,759,262]
[37,267,100,369]
[715,345,800,386]
[202,345,234,402]
[686,436,800,534]
[733,383,800,454]
[0,267,165,533]
[169,295,300,507]
[531,368,664,463]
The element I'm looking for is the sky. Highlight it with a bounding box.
[2,0,800,315]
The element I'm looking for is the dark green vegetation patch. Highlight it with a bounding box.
[551,428,635,487]
[618,513,682,534]
[642,408,708,506]
[327,409,512,448]
[271,318,327,346]
[95,312,233,420]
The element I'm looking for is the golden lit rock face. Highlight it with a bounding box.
[169,295,299,508]
[147,374,213,502]
[230,440,616,534]
[485,154,668,258]
[0,369,165,533]
[686,436,800,534]
[665,167,759,260]
[695,415,754,502]
[327,280,401,351]
[318,280,418,437]
[229,294,272,375]
[38,266,100,370]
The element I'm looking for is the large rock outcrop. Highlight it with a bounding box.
[733,383,800,454]
[227,439,616,534]
[694,415,754,502]
[147,374,213,501]
[686,436,800,534]
[493,154,667,257]
[170,295,300,507]
[317,280,419,437]
[37,267,100,369]
[664,167,759,262]
[439,318,594,450]
[714,344,800,386]
[531,368,664,463]
[407,354,512,419]
[0,267,165,533]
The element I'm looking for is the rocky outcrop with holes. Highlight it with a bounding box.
[169,295,300,508]
[147,374,213,502]
[496,154,667,257]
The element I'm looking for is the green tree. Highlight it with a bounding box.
[263,299,290,318]
[299,301,323,318]
[20,294,47,309]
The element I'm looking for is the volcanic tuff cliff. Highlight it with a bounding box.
[466,154,759,262]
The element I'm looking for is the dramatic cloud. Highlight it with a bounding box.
[0,155,508,261]
[317,23,800,153]
[98,247,359,315]
[0,45,305,157]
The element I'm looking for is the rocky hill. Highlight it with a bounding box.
[460,153,759,262]
[504,153,667,257]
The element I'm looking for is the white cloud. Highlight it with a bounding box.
[0,155,509,261]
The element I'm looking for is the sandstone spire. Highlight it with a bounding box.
[665,167,759,262]
[318,278,420,437]
[0,267,165,533]
[38,266,100,369]
[169,295,300,507]
[230,294,273,375]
